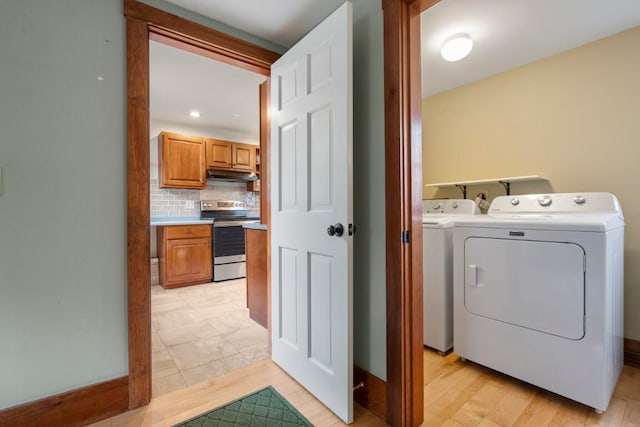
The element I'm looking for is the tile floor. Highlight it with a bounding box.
[151,278,269,397]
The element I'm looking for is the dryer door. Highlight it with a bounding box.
[464,237,585,340]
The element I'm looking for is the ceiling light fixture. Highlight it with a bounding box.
[441,33,473,62]
[189,110,202,118]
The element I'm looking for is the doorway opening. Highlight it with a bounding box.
[125,0,278,408]
[148,39,269,397]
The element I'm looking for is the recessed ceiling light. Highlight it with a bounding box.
[232,113,241,118]
[189,110,202,118]
[441,33,473,62]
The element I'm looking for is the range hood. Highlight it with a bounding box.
[207,167,258,182]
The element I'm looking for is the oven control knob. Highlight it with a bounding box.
[510,197,520,206]
[432,203,441,210]
[451,202,459,209]
[538,195,552,207]
[574,195,586,205]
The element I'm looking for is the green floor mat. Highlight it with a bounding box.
[173,386,314,427]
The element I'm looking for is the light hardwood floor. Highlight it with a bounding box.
[92,349,640,426]
[89,358,385,427]
[422,349,640,427]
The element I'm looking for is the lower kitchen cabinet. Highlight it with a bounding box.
[245,227,267,328]
[157,225,212,289]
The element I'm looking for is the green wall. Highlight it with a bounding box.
[0,0,127,409]
[0,0,387,410]
[352,0,387,380]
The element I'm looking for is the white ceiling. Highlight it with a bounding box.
[421,0,640,97]
[163,0,345,48]
[151,0,640,133]
[150,41,266,135]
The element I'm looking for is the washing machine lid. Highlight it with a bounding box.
[423,199,481,215]
[423,214,483,228]
[422,215,456,228]
[455,192,624,232]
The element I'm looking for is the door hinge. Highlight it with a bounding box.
[402,230,410,244]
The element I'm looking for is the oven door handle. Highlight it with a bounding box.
[213,220,259,227]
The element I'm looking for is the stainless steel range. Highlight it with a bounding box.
[200,200,259,282]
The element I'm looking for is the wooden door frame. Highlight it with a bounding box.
[381,0,439,425]
[124,0,427,425]
[124,0,278,408]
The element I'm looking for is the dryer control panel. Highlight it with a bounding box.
[423,199,481,214]
[488,192,622,214]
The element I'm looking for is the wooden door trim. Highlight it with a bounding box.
[259,79,272,353]
[354,365,387,421]
[381,0,439,425]
[124,0,279,75]
[625,338,640,368]
[126,14,151,410]
[0,377,129,427]
[124,0,280,409]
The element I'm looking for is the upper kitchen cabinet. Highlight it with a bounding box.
[158,131,207,189]
[206,138,256,172]
[233,143,255,171]
[205,138,232,169]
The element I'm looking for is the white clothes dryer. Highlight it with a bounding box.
[422,199,481,352]
[453,192,624,412]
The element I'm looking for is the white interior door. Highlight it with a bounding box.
[270,1,353,423]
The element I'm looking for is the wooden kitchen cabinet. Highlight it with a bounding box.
[205,138,232,169]
[232,143,254,170]
[157,225,212,289]
[205,138,256,172]
[245,227,267,328]
[158,132,207,189]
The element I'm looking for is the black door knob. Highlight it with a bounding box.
[327,223,344,237]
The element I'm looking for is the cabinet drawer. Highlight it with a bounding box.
[165,225,211,239]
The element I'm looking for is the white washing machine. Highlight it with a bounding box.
[453,192,624,412]
[423,199,481,352]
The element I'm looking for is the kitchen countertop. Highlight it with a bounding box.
[150,216,214,226]
[243,223,267,231]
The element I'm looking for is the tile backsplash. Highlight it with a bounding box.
[151,179,259,217]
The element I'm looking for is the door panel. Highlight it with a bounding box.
[309,252,334,373]
[271,2,353,423]
[278,122,299,211]
[308,40,332,92]
[309,106,333,211]
[464,237,585,340]
[278,65,298,109]
[279,247,299,349]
